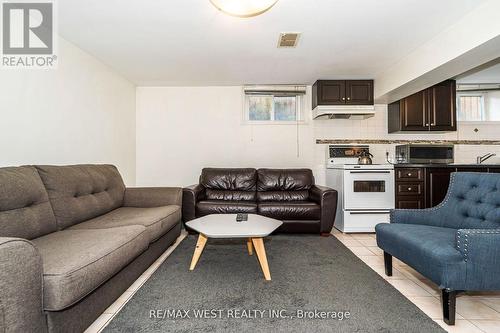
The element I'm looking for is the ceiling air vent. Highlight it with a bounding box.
[278,33,300,48]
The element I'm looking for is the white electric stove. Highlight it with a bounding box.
[325,145,394,233]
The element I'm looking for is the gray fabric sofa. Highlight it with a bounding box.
[0,164,182,333]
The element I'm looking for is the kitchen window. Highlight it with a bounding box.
[243,86,306,124]
[457,94,485,121]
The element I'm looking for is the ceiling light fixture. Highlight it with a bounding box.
[209,0,278,18]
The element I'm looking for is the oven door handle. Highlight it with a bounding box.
[349,211,391,215]
[349,171,392,174]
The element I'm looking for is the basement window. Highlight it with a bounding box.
[457,94,485,121]
[243,86,306,124]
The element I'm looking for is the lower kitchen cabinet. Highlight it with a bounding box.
[396,196,425,209]
[426,168,453,208]
[395,166,496,209]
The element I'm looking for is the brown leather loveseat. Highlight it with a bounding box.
[183,168,337,235]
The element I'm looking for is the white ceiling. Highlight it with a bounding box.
[59,0,487,86]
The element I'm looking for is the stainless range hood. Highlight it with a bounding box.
[312,105,376,120]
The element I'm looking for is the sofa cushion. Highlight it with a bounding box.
[376,223,466,289]
[196,200,257,216]
[257,169,313,202]
[69,206,180,243]
[31,225,148,311]
[0,166,57,239]
[201,168,257,201]
[258,201,320,220]
[35,165,126,230]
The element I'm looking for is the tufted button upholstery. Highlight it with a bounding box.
[35,165,126,230]
[0,166,58,239]
[434,173,500,229]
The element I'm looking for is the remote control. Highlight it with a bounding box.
[236,213,248,222]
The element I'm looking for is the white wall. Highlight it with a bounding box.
[136,86,315,187]
[0,38,137,185]
[136,86,500,187]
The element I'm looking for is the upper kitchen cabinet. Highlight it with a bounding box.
[429,80,456,131]
[312,80,373,108]
[388,80,456,133]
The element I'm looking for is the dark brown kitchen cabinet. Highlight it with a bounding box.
[388,80,456,133]
[429,80,457,131]
[395,168,425,209]
[426,168,454,208]
[345,80,373,105]
[312,80,373,108]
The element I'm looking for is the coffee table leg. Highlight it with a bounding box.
[247,238,253,256]
[189,234,208,271]
[251,238,271,281]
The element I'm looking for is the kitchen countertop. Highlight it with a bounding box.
[393,163,500,168]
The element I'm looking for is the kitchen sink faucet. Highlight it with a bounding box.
[477,153,496,164]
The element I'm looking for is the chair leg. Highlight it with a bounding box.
[383,252,392,276]
[441,289,457,325]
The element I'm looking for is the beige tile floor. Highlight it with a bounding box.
[85,230,500,333]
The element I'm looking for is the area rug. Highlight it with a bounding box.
[103,235,445,333]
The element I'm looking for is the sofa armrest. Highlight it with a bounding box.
[0,237,46,333]
[456,228,500,289]
[124,187,182,208]
[390,207,443,226]
[182,184,206,222]
[310,185,338,234]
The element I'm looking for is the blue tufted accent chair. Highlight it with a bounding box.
[376,172,500,325]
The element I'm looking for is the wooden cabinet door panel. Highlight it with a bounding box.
[488,168,500,173]
[426,168,453,208]
[396,196,425,209]
[318,81,345,105]
[397,183,423,196]
[429,80,456,131]
[401,91,428,131]
[396,168,424,181]
[345,80,373,105]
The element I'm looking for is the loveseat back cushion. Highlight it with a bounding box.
[0,166,57,239]
[35,165,126,230]
[257,169,314,202]
[201,168,257,201]
[438,172,500,229]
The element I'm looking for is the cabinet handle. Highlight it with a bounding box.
[347,97,351,100]
[407,173,412,176]
[408,187,412,191]
[431,123,435,126]
[425,123,429,126]
[342,97,346,101]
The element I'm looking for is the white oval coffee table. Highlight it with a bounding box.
[185,214,283,281]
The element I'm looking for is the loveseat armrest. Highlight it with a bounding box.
[390,207,443,227]
[182,184,206,222]
[0,237,46,333]
[456,228,500,290]
[310,185,338,234]
[124,187,182,208]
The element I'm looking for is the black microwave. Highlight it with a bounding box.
[395,144,454,164]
